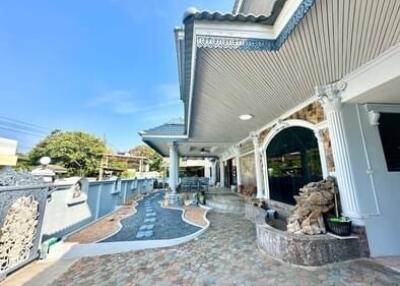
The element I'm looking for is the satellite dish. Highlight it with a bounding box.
[39,156,51,166]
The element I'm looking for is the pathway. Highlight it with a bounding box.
[50,211,400,286]
[102,191,200,242]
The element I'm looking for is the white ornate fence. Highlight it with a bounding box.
[42,178,155,240]
[0,174,155,280]
[0,184,49,280]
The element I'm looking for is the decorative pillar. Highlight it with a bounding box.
[314,129,329,178]
[175,146,180,186]
[234,145,242,187]
[219,160,225,188]
[210,160,217,186]
[204,158,211,178]
[168,142,177,193]
[315,81,360,219]
[250,132,264,199]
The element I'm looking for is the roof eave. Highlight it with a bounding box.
[179,0,315,140]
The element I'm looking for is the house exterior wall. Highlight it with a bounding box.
[341,103,400,256]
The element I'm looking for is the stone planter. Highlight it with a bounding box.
[244,203,268,223]
[256,222,367,266]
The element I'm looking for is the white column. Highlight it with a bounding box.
[314,129,329,178]
[251,132,264,199]
[234,145,242,187]
[316,81,360,219]
[219,160,225,188]
[204,158,211,178]
[175,147,180,186]
[210,160,217,186]
[168,142,177,193]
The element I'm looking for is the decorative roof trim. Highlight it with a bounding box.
[197,36,275,51]
[141,134,188,139]
[195,0,315,51]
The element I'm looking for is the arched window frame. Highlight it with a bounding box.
[260,119,328,200]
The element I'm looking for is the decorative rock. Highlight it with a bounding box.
[287,177,335,235]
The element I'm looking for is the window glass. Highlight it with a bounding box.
[267,126,323,205]
[378,113,400,172]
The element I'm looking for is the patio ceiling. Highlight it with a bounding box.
[143,137,233,158]
[140,122,232,157]
[181,0,400,144]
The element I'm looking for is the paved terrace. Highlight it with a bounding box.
[41,211,400,285]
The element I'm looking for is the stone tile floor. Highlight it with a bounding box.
[50,211,400,286]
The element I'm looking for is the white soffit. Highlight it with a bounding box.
[188,0,400,143]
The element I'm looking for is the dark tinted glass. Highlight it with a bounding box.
[267,127,323,205]
[378,113,400,172]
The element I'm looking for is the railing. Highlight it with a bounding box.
[180,177,209,192]
[41,178,155,240]
[0,184,49,280]
[0,175,155,281]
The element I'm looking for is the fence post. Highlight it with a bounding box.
[123,181,128,204]
[95,183,102,219]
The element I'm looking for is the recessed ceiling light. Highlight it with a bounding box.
[239,114,254,121]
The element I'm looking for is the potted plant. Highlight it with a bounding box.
[326,189,352,236]
[197,191,206,205]
[326,216,352,236]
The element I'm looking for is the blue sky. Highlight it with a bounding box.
[0,0,231,153]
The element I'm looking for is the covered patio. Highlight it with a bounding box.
[142,0,400,258]
[3,0,400,284]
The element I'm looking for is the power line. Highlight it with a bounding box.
[0,115,50,132]
[0,120,48,135]
[0,125,46,137]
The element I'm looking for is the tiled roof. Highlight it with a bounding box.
[141,123,185,136]
[183,0,286,25]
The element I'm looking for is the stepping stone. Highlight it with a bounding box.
[144,218,156,223]
[136,230,153,239]
[145,208,153,212]
[139,224,154,231]
[146,212,156,217]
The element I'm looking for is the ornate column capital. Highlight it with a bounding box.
[250,132,259,146]
[233,144,241,156]
[367,110,381,126]
[315,81,347,112]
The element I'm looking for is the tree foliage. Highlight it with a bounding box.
[28,130,107,177]
[129,144,163,172]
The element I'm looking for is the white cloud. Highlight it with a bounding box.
[156,83,180,101]
[87,90,138,114]
[88,87,182,116]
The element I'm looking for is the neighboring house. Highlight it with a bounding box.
[99,153,150,179]
[141,0,400,257]
[0,137,18,166]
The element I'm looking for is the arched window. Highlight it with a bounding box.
[266,126,323,205]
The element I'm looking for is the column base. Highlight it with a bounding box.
[164,192,182,207]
